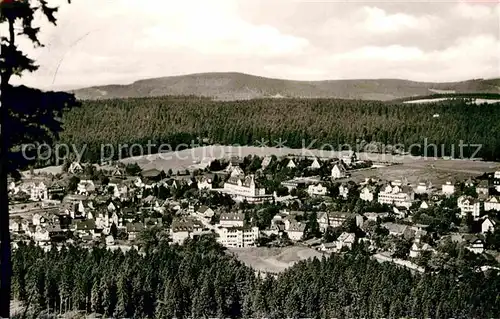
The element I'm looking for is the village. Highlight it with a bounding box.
[7,151,500,274]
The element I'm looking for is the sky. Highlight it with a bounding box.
[8,0,500,89]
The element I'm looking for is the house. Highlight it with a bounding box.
[494,171,500,180]
[33,225,50,242]
[319,242,337,253]
[281,177,317,191]
[464,177,476,188]
[381,222,414,239]
[30,182,48,201]
[377,182,415,208]
[409,242,433,258]
[317,212,362,231]
[335,232,356,250]
[170,219,204,244]
[457,195,481,219]
[441,181,455,196]
[393,206,409,219]
[340,151,357,166]
[338,183,350,199]
[359,185,375,202]
[307,183,328,197]
[9,217,23,233]
[47,182,65,199]
[216,226,259,248]
[261,156,272,169]
[465,237,485,254]
[364,212,389,222]
[105,235,115,246]
[484,196,500,211]
[197,177,213,190]
[68,162,83,174]
[196,205,215,218]
[286,222,306,241]
[419,200,433,210]
[415,182,432,194]
[126,223,145,241]
[309,158,321,169]
[221,174,272,203]
[481,217,496,234]
[77,180,95,196]
[476,180,490,196]
[219,212,245,228]
[286,159,296,169]
[331,163,347,179]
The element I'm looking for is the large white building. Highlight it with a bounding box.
[216,226,259,248]
[377,183,415,208]
[220,174,272,203]
[457,196,481,219]
[307,183,328,196]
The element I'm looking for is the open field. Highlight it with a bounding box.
[121,145,500,185]
[228,246,324,274]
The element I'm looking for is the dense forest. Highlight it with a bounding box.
[54,96,500,164]
[11,236,500,318]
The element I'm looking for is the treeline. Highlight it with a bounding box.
[12,237,500,318]
[390,93,500,103]
[55,96,500,163]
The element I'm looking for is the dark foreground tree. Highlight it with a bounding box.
[0,0,77,317]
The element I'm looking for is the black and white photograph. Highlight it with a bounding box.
[1,0,499,318]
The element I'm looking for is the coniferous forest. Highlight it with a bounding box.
[55,96,500,164]
[11,236,500,318]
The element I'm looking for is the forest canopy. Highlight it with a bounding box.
[53,96,500,164]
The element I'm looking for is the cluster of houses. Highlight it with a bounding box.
[7,156,500,273]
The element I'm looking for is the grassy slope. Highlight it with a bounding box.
[72,72,500,101]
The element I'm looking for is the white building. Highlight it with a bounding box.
[335,232,356,250]
[170,219,204,244]
[409,242,432,258]
[286,222,306,241]
[68,162,83,174]
[457,196,481,219]
[219,212,245,228]
[30,182,48,201]
[340,151,357,166]
[309,158,321,169]
[216,226,259,248]
[481,217,496,234]
[221,174,271,203]
[359,186,375,202]
[331,164,347,179]
[286,159,296,169]
[307,183,328,197]
[197,178,213,190]
[77,180,95,196]
[377,183,415,208]
[441,181,455,196]
[415,182,432,194]
[494,171,500,179]
[484,196,500,211]
[339,183,350,199]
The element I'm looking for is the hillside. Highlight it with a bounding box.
[71,72,500,101]
[56,96,500,165]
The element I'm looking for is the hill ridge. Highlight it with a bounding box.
[71,72,500,101]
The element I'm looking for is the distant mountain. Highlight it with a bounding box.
[71,72,500,101]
